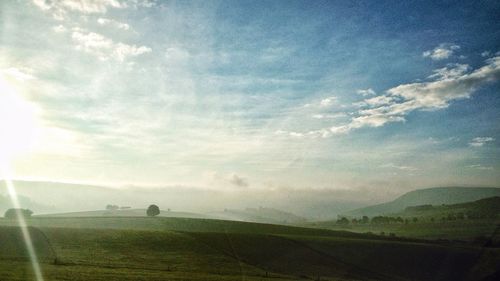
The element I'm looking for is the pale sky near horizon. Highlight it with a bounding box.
[0,0,499,192]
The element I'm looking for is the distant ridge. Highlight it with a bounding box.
[344,186,500,217]
[397,196,500,218]
[36,208,209,219]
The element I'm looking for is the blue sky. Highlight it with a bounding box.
[0,0,499,194]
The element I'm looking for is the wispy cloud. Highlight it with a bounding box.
[53,24,67,33]
[481,51,491,57]
[469,137,494,147]
[356,88,376,96]
[331,56,500,135]
[97,18,130,30]
[279,55,500,139]
[427,63,470,80]
[32,0,126,20]
[467,164,494,170]
[311,113,347,119]
[319,96,337,107]
[354,95,396,107]
[423,43,460,60]
[71,28,151,61]
[380,163,419,172]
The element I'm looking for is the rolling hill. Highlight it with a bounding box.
[1,217,498,281]
[36,209,210,219]
[36,207,307,225]
[345,187,500,217]
[0,193,56,215]
[395,196,500,219]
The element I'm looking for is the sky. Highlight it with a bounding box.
[0,0,499,195]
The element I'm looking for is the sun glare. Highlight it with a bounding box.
[0,74,40,163]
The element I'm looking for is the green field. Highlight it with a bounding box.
[0,217,499,281]
[309,197,500,242]
[307,219,500,242]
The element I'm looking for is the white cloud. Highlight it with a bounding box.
[481,51,491,57]
[71,28,151,61]
[275,130,308,139]
[127,0,156,8]
[422,43,460,60]
[282,55,500,139]
[33,0,125,19]
[349,114,405,128]
[319,96,337,107]
[33,0,155,20]
[311,113,347,119]
[32,1,127,21]
[384,56,500,111]
[355,95,396,107]
[469,137,494,147]
[53,24,67,33]
[381,163,419,171]
[467,164,494,170]
[97,17,130,30]
[427,63,469,80]
[345,56,499,130]
[356,88,376,96]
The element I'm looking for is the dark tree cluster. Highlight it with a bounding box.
[106,204,119,211]
[336,217,349,225]
[336,215,420,225]
[105,205,132,210]
[4,208,33,219]
[371,216,405,224]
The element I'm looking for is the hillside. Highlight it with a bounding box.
[0,216,364,238]
[1,218,498,281]
[0,193,56,215]
[345,187,500,217]
[37,207,307,225]
[396,196,500,219]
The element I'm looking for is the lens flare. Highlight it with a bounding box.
[1,164,44,281]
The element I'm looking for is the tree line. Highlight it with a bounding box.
[336,211,496,225]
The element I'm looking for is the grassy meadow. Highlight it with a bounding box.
[307,219,500,241]
[1,216,499,281]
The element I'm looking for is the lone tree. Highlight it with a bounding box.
[4,208,33,219]
[147,204,160,217]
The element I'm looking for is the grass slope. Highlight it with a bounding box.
[346,187,500,217]
[0,216,371,238]
[1,217,499,281]
[309,219,500,241]
[396,196,500,219]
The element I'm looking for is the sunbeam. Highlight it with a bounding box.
[1,164,44,281]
